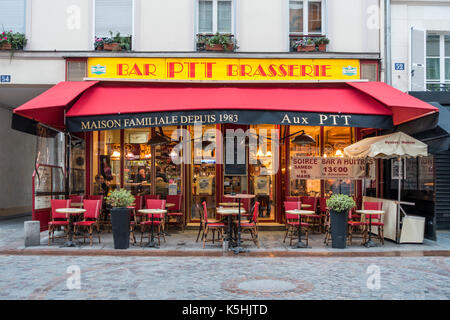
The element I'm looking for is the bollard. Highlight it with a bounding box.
[222,240,229,252]
[24,221,40,247]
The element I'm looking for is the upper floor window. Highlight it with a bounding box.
[426,34,450,91]
[289,0,323,35]
[95,0,133,37]
[0,0,26,33]
[198,0,232,34]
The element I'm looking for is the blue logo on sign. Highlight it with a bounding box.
[342,66,357,76]
[91,64,106,75]
[0,75,11,82]
[395,63,405,71]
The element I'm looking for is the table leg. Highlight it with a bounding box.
[364,215,378,248]
[145,214,159,248]
[233,198,248,254]
[61,214,79,248]
[294,215,310,248]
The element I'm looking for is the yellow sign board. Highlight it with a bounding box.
[88,57,360,81]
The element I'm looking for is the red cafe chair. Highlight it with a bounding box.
[166,194,185,232]
[129,195,143,245]
[363,201,384,245]
[234,202,260,247]
[73,200,102,246]
[301,197,322,233]
[140,199,166,246]
[48,199,71,245]
[283,201,310,246]
[202,201,225,249]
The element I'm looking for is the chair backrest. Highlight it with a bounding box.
[146,199,166,218]
[134,195,143,210]
[251,202,260,223]
[363,201,383,220]
[88,195,104,209]
[144,195,160,206]
[285,196,300,202]
[302,196,317,212]
[51,199,71,220]
[319,197,328,213]
[241,198,250,212]
[166,194,182,211]
[221,196,235,203]
[69,195,83,203]
[284,201,300,221]
[83,200,101,220]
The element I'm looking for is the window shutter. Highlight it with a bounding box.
[410,27,426,91]
[67,61,87,81]
[95,0,132,38]
[0,0,25,33]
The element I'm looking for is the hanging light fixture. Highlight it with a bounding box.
[111,150,121,159]
[291,132,316,146]
[147,131,171,146]
[335,149,344,157]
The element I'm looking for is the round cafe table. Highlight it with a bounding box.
[285,209,315,248]
[301,204,312,208]
[224,194,255,254]
[355,210,385,247]
[55,208,86,247]
[218,202,240,207]
[138,209,167,248]
[216,207,247,245]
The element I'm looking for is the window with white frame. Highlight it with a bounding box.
[0,0,26,33]
[426,34,450,91]
[198,0,233,34]
[95,0,133,37]
[289,0,323,35]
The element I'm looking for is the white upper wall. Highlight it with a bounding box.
[13,0,384,53]
[391,1,450,92]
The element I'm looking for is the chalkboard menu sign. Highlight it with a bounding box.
[224,139,247,176]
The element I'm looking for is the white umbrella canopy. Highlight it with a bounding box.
[344,131,428,159]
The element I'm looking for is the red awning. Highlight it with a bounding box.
[65,83,394,118]
[347,82,438,125]
[13,81,98,129]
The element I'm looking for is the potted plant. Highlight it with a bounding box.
[326,194,355,249]
[205,33,234,51]
[0,30,27,51]
[94,37,104,50]
[294,38,315,52]
[105,189,135,249]
[314,37,329,52]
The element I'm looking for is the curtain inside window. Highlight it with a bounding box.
[95,0,132,37]
[217,1,232,33]
[308,1,321,33]
[0,0,25,33]
[289,1,303,33]
[199,0,213,33]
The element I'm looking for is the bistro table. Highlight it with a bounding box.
[355,210,385,247]
[55,208,86,247]
[218,202,240,207]
[285,209,315,248]
[224,194,255,254]
[138,209,167,248]
[216,207,247,245]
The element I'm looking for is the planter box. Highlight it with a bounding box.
[330,210,348,249]
[206,43,234,52]
[0,43,12,50]
[297,45,316,52]
[317,44,327,52]
[103,43,121,51]
[110,207,131,249]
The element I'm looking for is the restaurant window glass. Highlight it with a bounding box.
[289,126,321,197]
[154,126,183,199]
[92,130,121,196]
[70,138,85,194]
[123,128,152,197]
[249,125,278,220]
[198,0,232,34]
[191,124,218,220]
[323,127,356,197]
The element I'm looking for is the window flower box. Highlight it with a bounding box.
[0,43,12,50]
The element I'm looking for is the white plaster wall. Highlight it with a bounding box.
[0,107,35,211]
[327,0,380,53]
[391,2,450,92]
[0,58,65,84]
[236,0,287,52]
[27,0,92,51]
[136,0,195,51]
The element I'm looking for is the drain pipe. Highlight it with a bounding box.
[385,0,392,85]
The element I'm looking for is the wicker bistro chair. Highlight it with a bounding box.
[283,201,310,246]
[301,196,322,233]
[234,202,260,247]
[166,194,185,232]
[140,199,166,246]
[48,199,71,245]
[363,201,384,245]
[73,200,102,246]
[346,208,368,246]
[202,201,225,249]
[129,195,143,245]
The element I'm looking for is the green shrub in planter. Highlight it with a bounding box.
[326,194,355,249]
[105,189,135,249]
